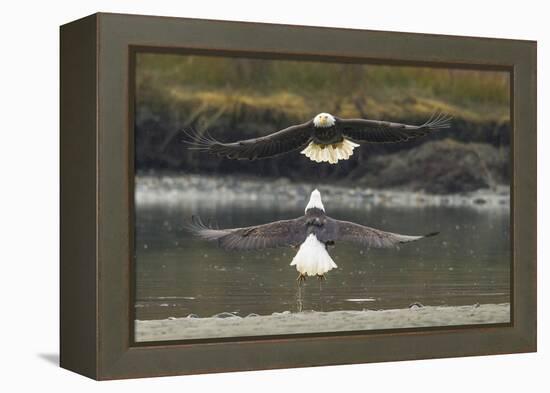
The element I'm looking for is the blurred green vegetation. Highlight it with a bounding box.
[136,53,510,124]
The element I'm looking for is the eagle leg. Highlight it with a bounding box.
[316,274,326,281]
[296,273,307,284]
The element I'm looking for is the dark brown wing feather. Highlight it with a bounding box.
[183,122,313,160]
[337,112,451,143]
[320,217,438,248]
[187,216,308,251]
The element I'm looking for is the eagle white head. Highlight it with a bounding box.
[305,189,325,213]
[313,113,336,128]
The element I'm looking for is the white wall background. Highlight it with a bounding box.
[0,0,546,390]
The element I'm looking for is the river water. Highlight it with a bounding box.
[134,190,510,321]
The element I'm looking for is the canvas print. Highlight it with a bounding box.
[133,53,510,342]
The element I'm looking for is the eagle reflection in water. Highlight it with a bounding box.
[188,189,438,284]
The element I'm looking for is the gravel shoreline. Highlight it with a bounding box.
[135,303,510,342]
[136,174,510,210]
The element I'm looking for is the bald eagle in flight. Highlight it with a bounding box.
[184,112,451,164]
[188,190,438,282]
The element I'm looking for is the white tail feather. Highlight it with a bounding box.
[300,139,360,164]
[290,234,337,276]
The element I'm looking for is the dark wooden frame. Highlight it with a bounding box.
[60,12,537,380]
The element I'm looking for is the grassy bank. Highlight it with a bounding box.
[137,53,510,122]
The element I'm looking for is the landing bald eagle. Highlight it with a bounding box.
[184,112,451,164]
[188,190,438,281]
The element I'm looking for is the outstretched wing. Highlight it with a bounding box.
[183,122,313,160]
[320,217,438,248]
[187,216,308,251]
[336,112,451,143]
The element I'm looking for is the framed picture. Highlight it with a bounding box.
[60,12,536,380]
